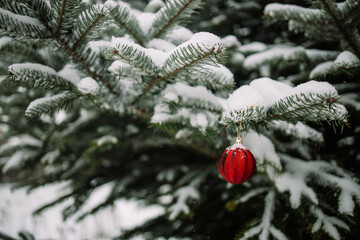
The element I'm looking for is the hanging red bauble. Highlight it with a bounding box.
[218,138,256,184]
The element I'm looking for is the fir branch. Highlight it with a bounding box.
[264,3,330,24]
[0,0,33,16]
[25,0,52,33]
[55,0,67,36]
[0,231,17,240]
[110,41,159,79]
[0,7,50,37]
[135,44,224,102]
[319,0,360,58]
[57,38,119,96]
[25,91,80,118]
[149,0,203,39]
[183,65,234,90]
[72,6,108,48]
[108,3,145,45]
[53,0,82,36]
[8,63,75,91]
[224,93,348,131]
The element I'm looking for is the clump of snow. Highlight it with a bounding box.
[77,77,100,95]
[163,92,179,103]
[0,36,12,48]
[226,85,263,112]
[243,131,282,179]
[9,63,56,75]
[334,51,359,66]
[238,42,267,54]
[169,186,199,220]
[231,52,245,65]
[190,113,208,130]
[292,80,336,96]
[250,78,292,108]
[310,51,359,79]
[165,26,193,45]
[146,48,168,68]
[87,40,112,54]
[221,35,241,49]
[145,0,165,12]
[175,128,192,139]
[96,135,118,146]
[108,60,133,74]
[104,0,117,9]
[147,38,176,52]
[137,12,156,34]
[58,64,83,84]
[189,32,222,51]
[309,61,333,79]
[54,110,68,125]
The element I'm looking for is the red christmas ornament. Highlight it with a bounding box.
[218,137,256,184]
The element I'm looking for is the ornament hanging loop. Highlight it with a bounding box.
[235,126,243,144]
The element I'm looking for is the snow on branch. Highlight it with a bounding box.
[242,131,282,180]
[0,7,50,37]
[160,32,226,80]
[53,0,82,36]
[337,0,359,19]
[25,92,80,118]
[105,0,145,44]
[243,46,307,70]
[2,150,38,173]
[149,0,204,39]
[264,3,330,24]
[278,154,360,216]
[243,46,338,71]
[310,51,360,80]
[71,5,109,48]
[223,78,348,130]
[269,121,324,145]
[238,190,288,240]
[179,64,234,90]
[158,82,224,113]
[8,63,76,91]
[168,185,199,220]
[152,104,218,133]
[311,207,349,240]
[151,82,224,132]
[0,134,42,156]
[109,37,160,79]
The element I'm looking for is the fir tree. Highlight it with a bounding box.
[0,0,359,239]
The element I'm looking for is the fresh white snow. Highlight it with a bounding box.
[77,77,101,95]
[0,183,164,240]
[9,63,57,75]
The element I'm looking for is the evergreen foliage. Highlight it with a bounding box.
[0,0,359,239]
